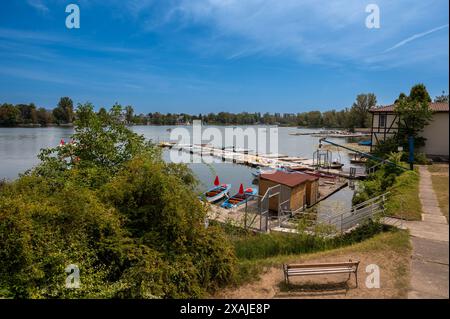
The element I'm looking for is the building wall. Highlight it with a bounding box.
[258,178,306,211]
[290,184,306,211]
[371,112,449,157]
[306,180,319,206]
[370,113,397,146]
[420,112,449,157]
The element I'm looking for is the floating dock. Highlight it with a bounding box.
[159,142,367,179]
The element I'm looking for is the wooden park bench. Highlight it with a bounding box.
[283,260,360,287]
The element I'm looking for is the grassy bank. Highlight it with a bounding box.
[215,229,411,298]
[429,164,449,221]
[220,221,388,286]
[385,170,422,220]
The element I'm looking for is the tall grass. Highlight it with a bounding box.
[385,170,421,220]
[231,220,385,260]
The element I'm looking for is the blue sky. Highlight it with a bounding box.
[0,0,448,114]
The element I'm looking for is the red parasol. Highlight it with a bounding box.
[214,176,220,186]
[60,139,65,145]
[238,183,244,194]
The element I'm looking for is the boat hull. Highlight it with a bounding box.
[202,184,231,203]
[221,188,258,209]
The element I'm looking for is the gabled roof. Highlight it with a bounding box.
[369,102,449,113]
[260,170,318,187]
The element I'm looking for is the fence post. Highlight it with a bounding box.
[244,199,248,229]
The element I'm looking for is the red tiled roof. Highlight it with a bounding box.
[260,170,318,187]
[369,102,449,113]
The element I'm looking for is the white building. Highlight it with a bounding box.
[369,102,449,158]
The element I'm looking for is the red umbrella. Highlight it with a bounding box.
[238,183,244,194]
[60,139,65,145]
[214,176,220,186]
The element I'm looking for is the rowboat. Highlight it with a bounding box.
[251,165,285,177]
[202,184,231,203]
[358,140,372,146]
[221,185,258,209]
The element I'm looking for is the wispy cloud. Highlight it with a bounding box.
[384,24,449,53]
[143,0,449,69]
[0,28,139,55]
[27,0,49,14]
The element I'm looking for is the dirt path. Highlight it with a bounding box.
[407,166,449,299]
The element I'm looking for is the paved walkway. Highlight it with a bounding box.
[406,166,449,299]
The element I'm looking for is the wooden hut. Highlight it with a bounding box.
[259,171,319,212]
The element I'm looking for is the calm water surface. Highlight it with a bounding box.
[0,126,361,212]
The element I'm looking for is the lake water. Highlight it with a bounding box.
[0,126,362,213]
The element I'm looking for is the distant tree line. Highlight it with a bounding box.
[0,97,74,127]
[133,93,379,129]
[2,90,447,128]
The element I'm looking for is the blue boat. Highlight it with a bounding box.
[358,140,372,146]
[202,184,231,203]
[221,186,258,209]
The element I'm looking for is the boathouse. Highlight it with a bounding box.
[259,171,319,212]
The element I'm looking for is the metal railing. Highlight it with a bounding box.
[320,192,390,233]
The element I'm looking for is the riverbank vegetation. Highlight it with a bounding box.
[0,103,236,298]
[352,154,421,220]
[0,102,408,299]
[2,88,446,129]
[1,92,377,129]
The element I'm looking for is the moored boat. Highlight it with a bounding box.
[221,184,258,209]
[203,184,231,203]
[200,176,231,203]
[251,165,286,177]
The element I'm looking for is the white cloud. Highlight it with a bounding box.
[27,0,49,13]
[384,24,449,53]
[153,0,449,68]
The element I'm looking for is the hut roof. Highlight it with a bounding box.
[260,171,318,187]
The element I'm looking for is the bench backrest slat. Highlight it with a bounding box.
[285,261,359,270]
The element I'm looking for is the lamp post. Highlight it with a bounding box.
[408,135,414,170]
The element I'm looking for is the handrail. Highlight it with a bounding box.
[319,138,408,171]
[321,192,390,225]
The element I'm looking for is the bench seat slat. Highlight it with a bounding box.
[286,262,358,269]
[287,267,354,273]
[287,269,355,276]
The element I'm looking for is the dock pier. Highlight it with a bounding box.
[159,142,367,179]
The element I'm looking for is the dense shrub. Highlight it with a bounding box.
[0,104,236,298]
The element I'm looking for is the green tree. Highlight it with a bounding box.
[350,93,377,128]
[125,105,134,124]
[53,97,74,124]
[16,103,37,124]
[409,83,431,103]
[394,84,434,150]
[0,104,21,126]
[36,107,53,126]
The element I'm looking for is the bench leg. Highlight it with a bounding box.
[355,271,358,288]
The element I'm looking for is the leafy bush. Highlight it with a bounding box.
[0,104,236,298]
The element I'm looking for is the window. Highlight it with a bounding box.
[379,114,387,128]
